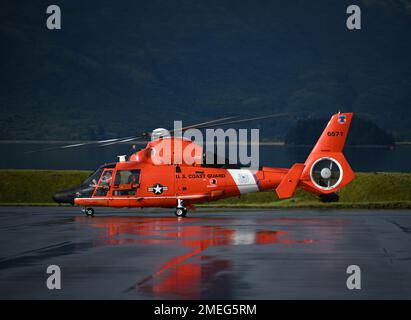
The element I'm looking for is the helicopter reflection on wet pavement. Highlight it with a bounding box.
[76,216,315,299]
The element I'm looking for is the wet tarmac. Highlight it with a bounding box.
[0,207,411,299]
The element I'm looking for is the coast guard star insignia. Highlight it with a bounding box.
[148,183,168,194]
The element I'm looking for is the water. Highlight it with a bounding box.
[1,143,410,172]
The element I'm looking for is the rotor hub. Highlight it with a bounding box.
[320,168,332,179]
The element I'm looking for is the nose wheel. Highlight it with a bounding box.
[175,199,187,217]
[82,207,95,217]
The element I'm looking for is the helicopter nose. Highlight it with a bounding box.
[52,189,75,204]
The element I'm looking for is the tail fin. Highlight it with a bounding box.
[311,113,352,153]
[276,112,355,198]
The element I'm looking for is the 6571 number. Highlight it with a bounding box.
[327,131,344,137]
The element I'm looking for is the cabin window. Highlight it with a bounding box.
[113,170,140,196]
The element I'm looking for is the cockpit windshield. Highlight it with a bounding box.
[82,168,103,187]
[73,164,117,198]
[82,163,116,187]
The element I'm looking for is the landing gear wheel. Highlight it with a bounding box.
[85,207,94,217]
[319,193,339,203]
[175,207,187,217]
[175,199,187,217]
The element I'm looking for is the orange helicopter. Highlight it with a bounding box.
[51,112,355,217]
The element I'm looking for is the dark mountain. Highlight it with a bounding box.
[1,0,411,140]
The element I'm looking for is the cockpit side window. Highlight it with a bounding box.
[99,171,113,187]
[94,169,113,196]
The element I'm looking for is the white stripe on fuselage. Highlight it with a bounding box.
[227,169,259,194]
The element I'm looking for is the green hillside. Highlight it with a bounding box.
[0,170,91,204]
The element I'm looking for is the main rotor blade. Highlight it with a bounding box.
[24,136,139,154]
[99,116,240,146]
[193,113,291,129]
[170,116,240,134]
[25,113,289,153]
[99,136,148,146]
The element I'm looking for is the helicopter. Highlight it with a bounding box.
[51,112,355,217]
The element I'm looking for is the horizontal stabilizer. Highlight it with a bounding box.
[276,163,305,199]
